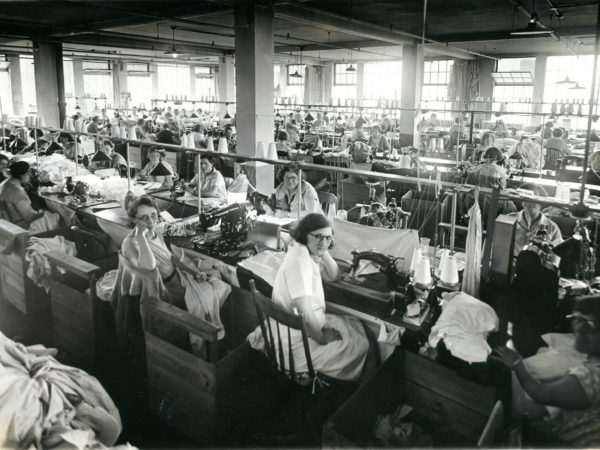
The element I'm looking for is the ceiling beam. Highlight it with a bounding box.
[275,39,392,53]
[274,4,417,46]
[425,43,476,60]
[429,27,597,43]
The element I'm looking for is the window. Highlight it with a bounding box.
[82,60,111,71]
[20,56,36,114]
[194,66,215,99]
[157,64,191,99]
[334,63,357,86]
[544,55,594,131]
[62,59,76,114]
[274,65,280,89]
[332,85,356,102]
[363,61,402,100]
[0,65,12,115]
[128,73,152,108]
[422,59,454,120]
[492,58,535,125]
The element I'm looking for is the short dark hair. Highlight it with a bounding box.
[276,165,299,183]
[0,154,9,163]
[200,153,216,165]
[127,195,159,224]
[552,128,563,138]
[9,160,30,180]
[545,121,554,128]
[482,146,502,161]
[278,131,288,141]
[290,213,331,245]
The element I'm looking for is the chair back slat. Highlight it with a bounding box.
[249,279,314,382]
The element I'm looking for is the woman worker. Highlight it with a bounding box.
[272,166,320,214]
[367,125,390,152]
[492,295,600,447]
[248,213,370,381]
[137,148,174,188]
[188,153,227,202]
[0,161,43,228]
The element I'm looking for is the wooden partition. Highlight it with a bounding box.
[0,219,30,314]
[46,251,117,369]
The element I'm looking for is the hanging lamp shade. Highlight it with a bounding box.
[190,113,198,118]
[510,14,553,35]
[223,111,232,120]
[91,150,112,163]
[218,137,228,153]
[556,76,576,85]
[305,112,314,122]
[346,64,356,72]
[149,161,173,176]
[569,82,585,90]
[290,70,303,78]
[206,137,215,152]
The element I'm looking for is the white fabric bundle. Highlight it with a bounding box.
[524,333,587,381]
[237,250,285,287]
[428,291,499,363]
[462,199,482,297]
[26,236,77,289]
[0,332,123,449]
[72,175,145,205]
[29,211,61,234]
[16,153,91,182]
[92,269,119,302]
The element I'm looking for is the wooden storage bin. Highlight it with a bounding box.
[46,251,117,369]
[324,349,501,448]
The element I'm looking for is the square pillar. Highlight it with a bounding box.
[189,65,196,100]
[217,55,235,115]
[400,44,423,146]
[150,63,159,101]
[8,56,23,116]
[356,62,365,100]
[532,56,546,126]
[477,59,496,127]
[112,60,128,109]
[33,41,65,127]
[235,1,274,195]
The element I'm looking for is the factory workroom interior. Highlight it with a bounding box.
[5,0,600,448]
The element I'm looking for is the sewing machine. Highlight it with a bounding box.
[349,249,408,292]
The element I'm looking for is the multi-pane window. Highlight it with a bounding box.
[363,61,402,100]
[287,64,305,85]
[157,64,190,99]
[544,55,593,130]
[492,58,535,125]
[334,63,357,86]
[422,59,454,120]
[20,56,36,114]
[194,66,215,99]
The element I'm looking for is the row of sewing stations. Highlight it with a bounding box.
[1,115,599,448]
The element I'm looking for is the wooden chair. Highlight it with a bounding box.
[317,191,338,216]
[249,279,356,444]
[544,148,564,170]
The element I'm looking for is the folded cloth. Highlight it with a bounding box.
[29,210,61,234]
[237,250,285,287]
[0,331,122,449]
[524,333,587,380]
[25,236,77,289]
[428,291,499,363]
[89,269,119,302]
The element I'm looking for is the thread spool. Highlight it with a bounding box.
[414,256,432,287]
[120,126,128,139]
[267,142,278,160]
[206,137,215,152]
[256,141,265,158]
[438,248,450,274]
[112,125,120,138]
[439,255,459,286]
[409,247,422,273]
[218,137,228,153]
[187,133,195,149]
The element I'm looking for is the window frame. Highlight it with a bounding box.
[334,63,357,86]
[287,64,305,86]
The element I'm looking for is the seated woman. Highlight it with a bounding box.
[351,119,366,142]
[88,141,127,172]
[190,124,206,148]
[511,183,562,257]
[367,125,390,152]
[285,122,300,146]
[507,136,544,170]
[272,166,320,214]
[493,295,600,447]
[188,153,227,202]
[275,131,293,159]
[466,147,508,190]
[248,213,370,381]
[137,148,174,188]
[116,195,230,362]
[493,119,509,138]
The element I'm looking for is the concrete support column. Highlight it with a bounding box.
[234,1,274,195]
[8,56,23,116]
[112,60,128,109]
[399,44,424,146]
[532,55,547,126]
[189,65,196,100]
[217,55,235,115]
[356,62,365,100]
[477,58,495,127]
[150,63,159,102]
[323,63,333,104]
[72,58,85,114]
[32,41,65,127]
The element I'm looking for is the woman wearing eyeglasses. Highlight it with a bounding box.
[249,213,370,381]
[273,166,320,214]
[492,295,600,447]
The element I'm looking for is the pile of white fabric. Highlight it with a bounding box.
[72,175,145,205]
[0,332,129,449]
[26,236,77,289]
[16,153,91,182]
[428,292,499,364]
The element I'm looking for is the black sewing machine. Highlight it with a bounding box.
[349,249,408,291]
[197,202,250,235]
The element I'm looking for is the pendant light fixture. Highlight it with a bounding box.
[289,47,303,78]
[570,82,586,90]
[510,0,553,36]
[149,161,174,176]
[346,52,356,72]
[223,102,232,120]
[556,75,576,85]
[164,26,179,58]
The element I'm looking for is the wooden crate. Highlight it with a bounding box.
[46,251,117,369]
[323,349,502,448]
